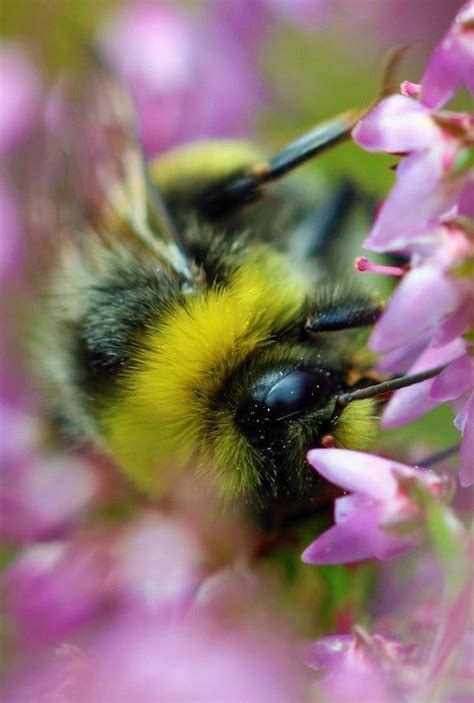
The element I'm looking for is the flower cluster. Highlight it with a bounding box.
[302,449,448,565]
[353,0,474,487]
[2,514,306,702]
[300,7,473,699]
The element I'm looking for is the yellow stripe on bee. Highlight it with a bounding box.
[101,247,306,495]
[332,398,378,451]
[150,140,263,196]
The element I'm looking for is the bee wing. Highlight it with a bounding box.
[79,54,198,285]
[22,58,197,286]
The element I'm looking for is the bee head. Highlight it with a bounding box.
[214,339,377,519]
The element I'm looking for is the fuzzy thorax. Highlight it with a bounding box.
[101,247,306,497]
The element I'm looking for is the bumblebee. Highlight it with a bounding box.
[37,67,388,527]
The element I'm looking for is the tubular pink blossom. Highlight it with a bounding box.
[420,0,474,109]
[370,266,465,353]
[352,94,438,153]
[302,449,443,565]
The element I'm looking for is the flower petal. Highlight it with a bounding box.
[434,297,473,346]
[352,95,437,153]
[118,516,202,611]
[458,392,474,487]
[302,505,384,564]
[5,541,112,645]
[302,503,418,565]
[363,151,464,253]
[458,175,474,218]
[376,331,433,375]
[430,354,474,402]
[370,265,463,353]
[0,454,98,544]
[334,493,371,523]
[303,635,354,670]
[420,1,474,109]
[306,449,399,499]
[381,338,466,428]
[101,3,263,157]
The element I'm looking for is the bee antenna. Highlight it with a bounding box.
[417,443,460,467]
[205,111,359,217]
[336,364,447,406]
[203,47,407,219]
[255,110,359,183]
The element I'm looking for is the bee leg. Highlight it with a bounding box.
[306,300,383,333]
[296,179,363,258]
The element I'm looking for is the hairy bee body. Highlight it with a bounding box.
[38,136,379,524]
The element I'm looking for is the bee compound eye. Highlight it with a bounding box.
[263,369,337,421]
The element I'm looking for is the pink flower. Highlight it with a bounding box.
[3,614,304,703]
[4,540,113,647]
[101,2,264,157]
[0,43,39,159]
[420,0,474,110]
[0,454,98,545]
[424,551,474,686]
[345,0,466,53]
[316,665,393,703]
[304,628,416,702]
[370,259,470,354]
[0,404,98,544]
[262,0,328,28]
[353,94,440,155]
[379,345,474,488]
[115,514,203,613]
[352,5,473,491]
[353,97,473,253]
[305,630,411,673]
[215,0,328,44]
[352,5,474,252]
[302,449,445,565]
[3,514,204,648]
[77,616,303,703]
